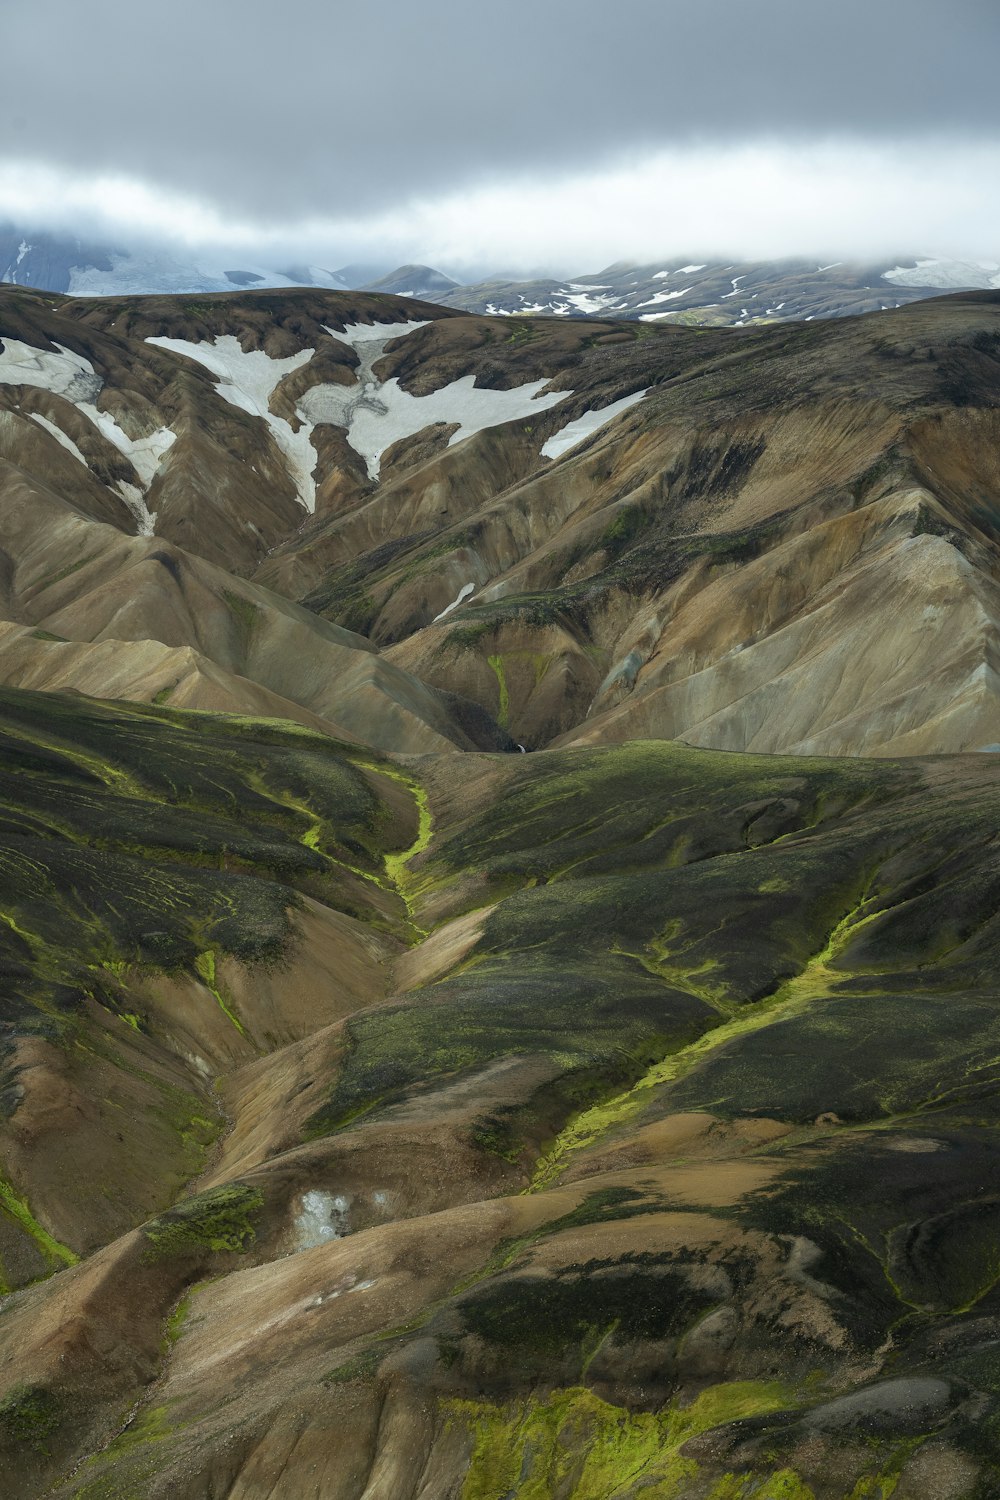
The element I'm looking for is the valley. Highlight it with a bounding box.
[0,282,999,1497]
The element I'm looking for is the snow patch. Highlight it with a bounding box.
[541,389,647,460]
[722,275,746,299]
[324,318,429,349]
[883,258,1000,290]
[0,338,102,401]
[305,330,571,480]
[88,411,175,490]
[29,412,88,467]
[558,285,617,314]
[637,287,692,307]
[294,1190,350,1251]
[433,582,476,621]
[147,334,317,508]
[2,338,174,531]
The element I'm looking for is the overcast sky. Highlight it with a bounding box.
[2,0,998,274]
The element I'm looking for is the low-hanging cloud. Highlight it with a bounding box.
[2,0,999,226]
[2,0,998,275]
[2,138,998,276]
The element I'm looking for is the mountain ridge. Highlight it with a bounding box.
[3,282,1000,760]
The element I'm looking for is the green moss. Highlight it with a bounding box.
[140,1182,263,1262]
[0,1176,77,1269]
[487,653,510,728]
[161,1290,193,1350]
[451,1380,796,1499]
[222,589,261,655]
[321,1348,384,1385]
[193,948,247,1037]
[598,504,654,558]
[375,763,433,934]
[32,550,101,594]
[529,885,878,1187]
[0,1383,60,1454]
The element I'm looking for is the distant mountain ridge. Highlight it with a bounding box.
[3,219,998,325]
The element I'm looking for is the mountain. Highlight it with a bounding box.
[0,222,349,298]
[362,263,461,298]
[435,255,1000,325]
[3,282,1000,757]
[3,689,1000,1498]
[3,283,1000,1496]
[4,218,998,326]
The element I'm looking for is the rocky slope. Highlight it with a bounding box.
[3,284,1000,1497]
[2,282,1000,759]
[1,688,1000,1497]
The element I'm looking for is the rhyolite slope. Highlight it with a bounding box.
[0,687,999,1496]
[3,283,1000,758]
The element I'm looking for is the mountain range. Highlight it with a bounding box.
[4,219,999,327]
[2,276,1000,1497]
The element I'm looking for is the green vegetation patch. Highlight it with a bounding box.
[304,957,710,1135]
[0,687,412,1047]
[140,1182,264,1262]
[450,1381,798,1500]
[0,1382,60,1454]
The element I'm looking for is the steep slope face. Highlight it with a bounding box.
[268,291,1000,757]
[4,283,1000,758]
[2,688,1000,1497]
[0,287,520,755]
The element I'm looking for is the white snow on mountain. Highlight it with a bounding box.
[147,319,568,490]
[318,319,570,479]
[560,289,621,314]
[323,319,429,348]
[0,336,174,533]
[638,287,693,307]
[433,582,476,622]
[147,334,318,506]
[541,388,647,460]
[0,338,102,401]
[30,412,88,466]
[883,259,1000,290]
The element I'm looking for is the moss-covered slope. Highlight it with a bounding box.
[0,691,997,1496]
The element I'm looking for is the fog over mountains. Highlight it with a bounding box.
[3,219,999,328]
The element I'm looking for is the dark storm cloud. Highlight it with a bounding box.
[3,0,998,224]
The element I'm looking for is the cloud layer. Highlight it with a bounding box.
[2,0,998,271]
[3,140,998,275]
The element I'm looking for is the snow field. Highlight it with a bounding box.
[1,337,175,533]
[148,334,319,508]
[541,389,648,460]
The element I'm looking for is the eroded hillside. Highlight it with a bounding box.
[1,284,999,758]
[3,284,1000,1498]
[0,689,998,1496]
